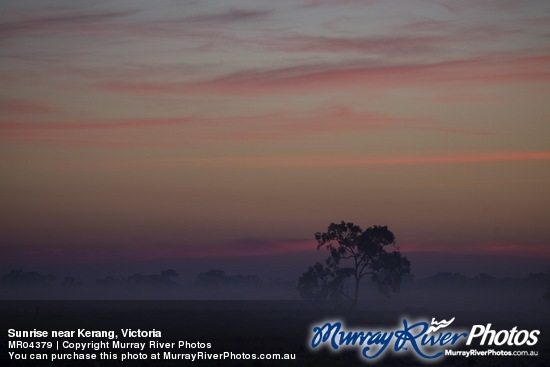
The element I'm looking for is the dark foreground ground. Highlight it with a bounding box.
[1,299,549,367]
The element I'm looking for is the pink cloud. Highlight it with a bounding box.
[73,151,550,170]
[400,19,450,32]
[0,134,168,148]
[3,238,317,264]
[177,8,272,25]
[100,55,550,96]
[0,10,137,40]
[0,117,193,131]
[400,21,521,42]
[276,106,405,133]
[0,106,499,149]
[425,0,527,15]
[0,108,386,134]
[429,93,499,105]
[519,16,550,27]
[403,241,550,258]
[0,100,59,115]
[112,238,316,263]
[302,0,377,7]
[0,7,273,45]
[270,34,441,55]
[5,237,549,266]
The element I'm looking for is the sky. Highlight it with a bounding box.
[1,0,549,278]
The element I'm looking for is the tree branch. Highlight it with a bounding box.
[339,290,353,301]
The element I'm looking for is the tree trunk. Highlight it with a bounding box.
[349,277,360,311]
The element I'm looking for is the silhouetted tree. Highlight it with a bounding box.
[196,269,227,289]
[526,272,550,285]
[420,272,468,286]
[62,276,82,287]
[297,262,351,301]
[0,270,56,287]
[473,273,497,286]
[128,269,179,288]
[297,221,410,310]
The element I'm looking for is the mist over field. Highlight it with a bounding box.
[2,264,549,315]
[1,1,549,366]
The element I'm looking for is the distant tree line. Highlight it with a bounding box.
[195,269,263,289]
[96,269,180,288]
[1,268,548,299]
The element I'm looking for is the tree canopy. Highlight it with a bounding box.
[297,221,410,310]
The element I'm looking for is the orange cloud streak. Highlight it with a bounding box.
[100,55,550,96]
[4,239,317,264]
